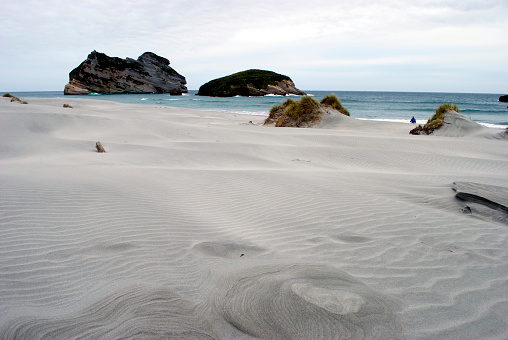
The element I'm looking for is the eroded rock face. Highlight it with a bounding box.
[64,51,187,95]
[197,69,306,97]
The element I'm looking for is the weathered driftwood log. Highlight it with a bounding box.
[96,141,106,153]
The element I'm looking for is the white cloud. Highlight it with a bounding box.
[1,0,507,92]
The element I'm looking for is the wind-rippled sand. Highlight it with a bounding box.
[1,98,507,339]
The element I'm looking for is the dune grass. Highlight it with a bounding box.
[424,103,459,132]
[3,93,28,104]
[410,103,460,135]
[320,94,349,116]
[265,96,322,127]
[265,94,351,127]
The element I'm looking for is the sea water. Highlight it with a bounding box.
[11,90,508,129]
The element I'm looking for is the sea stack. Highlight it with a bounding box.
[64,51,188,95]
[197,69,306,97]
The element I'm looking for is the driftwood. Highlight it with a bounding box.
[96,141,106,153]
[409,124,424,135]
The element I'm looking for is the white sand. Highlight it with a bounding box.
[0,97,507,339]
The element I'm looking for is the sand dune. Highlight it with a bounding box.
[1,97,507,339]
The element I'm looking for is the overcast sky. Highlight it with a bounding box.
[1,0,507,93]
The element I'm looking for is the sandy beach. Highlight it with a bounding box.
[0,97,507,339]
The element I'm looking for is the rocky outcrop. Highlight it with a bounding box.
[197,69,306,97]
[64,51,187,95]
[499,95,508,102]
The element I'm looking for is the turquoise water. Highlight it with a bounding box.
[11,90,508,129]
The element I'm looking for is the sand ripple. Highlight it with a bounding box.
[2,264,401,340]
[1,99,507,339]
[1,286,214,340]
[212,264,402,340]
[192,241,266,259]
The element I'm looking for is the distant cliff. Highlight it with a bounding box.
[64,51,187,95]
[197,69,306,97]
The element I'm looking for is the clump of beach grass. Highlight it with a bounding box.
[265,96,323,127]
[3,93,28,104]
[264,94,350,127]
[410,103,459,135]
[320,94,349,116]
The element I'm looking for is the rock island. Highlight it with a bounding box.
[64,51,187,95]
[197,69,306,97]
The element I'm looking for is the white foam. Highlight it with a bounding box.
[357,117,422,124]
[203,109,268,116]
[479,122,508,129]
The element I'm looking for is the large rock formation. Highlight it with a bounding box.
[64,51,187,95]
[499,95,508,102]
[197,69,306,97]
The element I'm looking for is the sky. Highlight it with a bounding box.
[1,0,507,93]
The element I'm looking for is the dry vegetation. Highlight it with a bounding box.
[410,103,460,135]
[264,94,349,127]
[320,94,349,116]
[3,93,28,104]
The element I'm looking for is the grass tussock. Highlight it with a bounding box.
[265,94,350,127]
[265,96,323,127]
[320,94,349,116]
[410,103,459,135]
[3,93,28,104]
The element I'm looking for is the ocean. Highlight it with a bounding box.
[10,90,508,129]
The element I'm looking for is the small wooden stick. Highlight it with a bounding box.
[96,141,106,153]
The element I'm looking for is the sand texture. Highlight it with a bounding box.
[1,97,507,339]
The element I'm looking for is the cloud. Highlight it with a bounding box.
[1,0,507,92]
